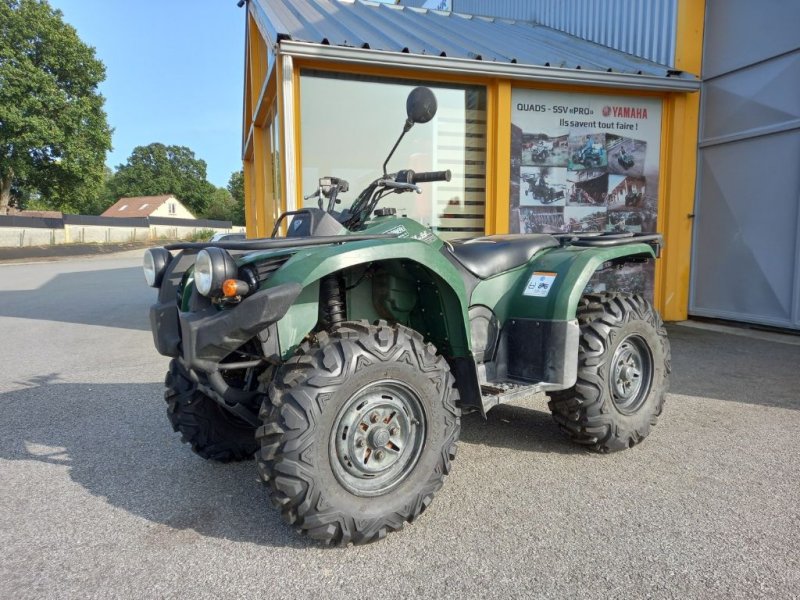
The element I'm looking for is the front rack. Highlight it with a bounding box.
[164,233,399,252]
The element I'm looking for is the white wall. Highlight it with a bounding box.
[0,224,245,248]
[65,225,151,244]
[0,228,66,247]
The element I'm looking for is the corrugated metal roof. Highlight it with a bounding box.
[450,0,678,67]
[251,0,694,79]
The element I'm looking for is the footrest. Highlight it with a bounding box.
[480,380,542,411]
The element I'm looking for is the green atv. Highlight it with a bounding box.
[144,87,670,545]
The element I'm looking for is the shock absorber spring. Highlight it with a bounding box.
[321,274,346,328]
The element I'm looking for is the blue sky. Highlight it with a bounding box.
[50,0,246,187]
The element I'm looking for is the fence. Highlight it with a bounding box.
[0,214,242,248]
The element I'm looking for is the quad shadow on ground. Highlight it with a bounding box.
[0,380,304,548]
[0,266,152,330]
[0,379,583,548]
[459,403,582,455]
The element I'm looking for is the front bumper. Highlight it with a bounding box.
[149,282,302,373]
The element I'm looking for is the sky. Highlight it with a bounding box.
[49,0,246,187]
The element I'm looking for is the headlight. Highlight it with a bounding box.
[143,247,172,287]
[194,247,238,297]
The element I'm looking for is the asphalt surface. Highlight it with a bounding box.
[1,252,799,599]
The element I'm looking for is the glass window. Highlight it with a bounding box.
[299,71,487,240]
[271,107,282,224]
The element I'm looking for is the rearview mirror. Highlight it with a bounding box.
[406,87,437,124]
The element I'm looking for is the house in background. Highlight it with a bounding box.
[101,195,195,219]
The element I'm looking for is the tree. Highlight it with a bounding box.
[202,187,239,223]
[226,169,245,225]
[83,165,116,215]
[227,169,244,204]
[0,0,112,213]
[107,143,216,216]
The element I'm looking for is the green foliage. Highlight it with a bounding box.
[226,169,245,224]
[227,169,244,203]
[201,187,239,223]
[106,143,216,216]
[184,228,216,242]
[20,195,50,211]
[0,0,113,213]
[79,165,116,215]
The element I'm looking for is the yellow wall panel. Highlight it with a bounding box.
[487,79,511,235]
[656,0,705,320]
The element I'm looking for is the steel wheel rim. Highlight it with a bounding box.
[330,380,426,497]
[610,334,653,414]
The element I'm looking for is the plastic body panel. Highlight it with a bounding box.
[245,219,472,359]
[502,243,657,321]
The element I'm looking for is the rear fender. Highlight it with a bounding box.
[510,243,657,321]
[480,243,657,391]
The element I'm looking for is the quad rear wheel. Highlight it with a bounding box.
[164,359,259,462]
[548,293,670,452]
[256,321,460,545]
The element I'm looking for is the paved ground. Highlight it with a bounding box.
[0,241,155,263]
[1,252,799,599]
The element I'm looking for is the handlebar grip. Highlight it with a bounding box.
[410,170,451,184]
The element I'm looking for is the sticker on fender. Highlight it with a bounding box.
[523,272,557,297]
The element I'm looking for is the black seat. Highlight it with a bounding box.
[447,234,559,279]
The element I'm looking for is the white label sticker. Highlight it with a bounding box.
[523,272,557,297]
[385,224,410,238]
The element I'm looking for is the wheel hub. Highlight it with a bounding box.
[369,427,391,449]
[610,335,653,414]
[330,380,426,497]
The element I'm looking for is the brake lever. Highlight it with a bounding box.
[378,179,421,194]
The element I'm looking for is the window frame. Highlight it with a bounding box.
[295,67,491,239]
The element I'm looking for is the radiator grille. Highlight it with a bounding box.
[250,254,292,283]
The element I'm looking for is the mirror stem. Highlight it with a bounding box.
[382,120,414,177]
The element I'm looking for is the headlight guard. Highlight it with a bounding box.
[143,247,172,288]
[194,247,238,297]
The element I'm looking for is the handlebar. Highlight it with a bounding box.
[344,168,452,230]
[396,169,452,184]
[411,170,451,183]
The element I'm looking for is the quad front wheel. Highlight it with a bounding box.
[164,359,259,462]
[256,321,460,545]
[548,293,670,452]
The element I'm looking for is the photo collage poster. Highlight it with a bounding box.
[509,89,663,300]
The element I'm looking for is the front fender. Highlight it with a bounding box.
[259,238,472,358]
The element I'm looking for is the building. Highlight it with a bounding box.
[395,0,800,329]
[101,195,195,220]
[239,0,705,322]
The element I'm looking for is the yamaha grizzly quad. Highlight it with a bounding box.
[617,147,635,169]
[524,176,565,203]
[530,142,550,163]
[571,144,605,169]
[626,190,644,207]
[144,87,670,545]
